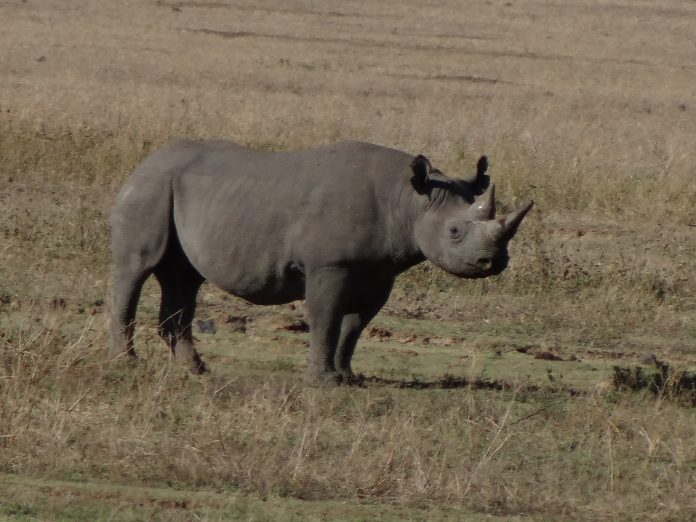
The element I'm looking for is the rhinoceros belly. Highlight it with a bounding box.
[172,189,307,304]
[213,258,306,305]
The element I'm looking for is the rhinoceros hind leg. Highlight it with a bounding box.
[154,255,206,374]
[109,268,151,360]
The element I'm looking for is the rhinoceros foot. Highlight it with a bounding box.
[170,340,209,375]
[340,372,366,387]
[304,368,343,387]
[189,358,209,375]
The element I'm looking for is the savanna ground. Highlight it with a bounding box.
[1,0,696,519]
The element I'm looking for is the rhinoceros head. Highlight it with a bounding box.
[410,154,533,279]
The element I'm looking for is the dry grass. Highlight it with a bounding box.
[2,315,696,520]
[2,0,696,519]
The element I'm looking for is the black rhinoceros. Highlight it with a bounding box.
[109,140,532,383]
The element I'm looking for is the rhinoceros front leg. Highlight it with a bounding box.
[334,279,394,381]
[304,267,351,385]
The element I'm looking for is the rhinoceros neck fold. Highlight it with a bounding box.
[387,182,427,273]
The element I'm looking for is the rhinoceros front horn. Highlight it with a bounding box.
[494,200,534,241]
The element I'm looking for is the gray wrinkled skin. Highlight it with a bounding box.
[109,140,533,383]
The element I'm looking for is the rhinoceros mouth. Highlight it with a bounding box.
[452,263,491,279]
[455,260,507,279]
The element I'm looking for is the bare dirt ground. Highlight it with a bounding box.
[2,0,696,520]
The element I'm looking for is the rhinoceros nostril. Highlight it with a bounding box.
[477,257,492,270]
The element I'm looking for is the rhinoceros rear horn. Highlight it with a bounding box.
[495,200,534,241]
[469,184,496,220]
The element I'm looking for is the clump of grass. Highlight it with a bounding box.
[613,363,696,405]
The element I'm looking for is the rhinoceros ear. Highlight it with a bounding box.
[462,155,491,196]
[410,154,432,194]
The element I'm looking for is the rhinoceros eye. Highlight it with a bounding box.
[449,225,460,238]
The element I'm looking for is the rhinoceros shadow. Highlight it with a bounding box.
[353,374,538,391]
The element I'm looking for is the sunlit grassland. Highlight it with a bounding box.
[2,0,696,519]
